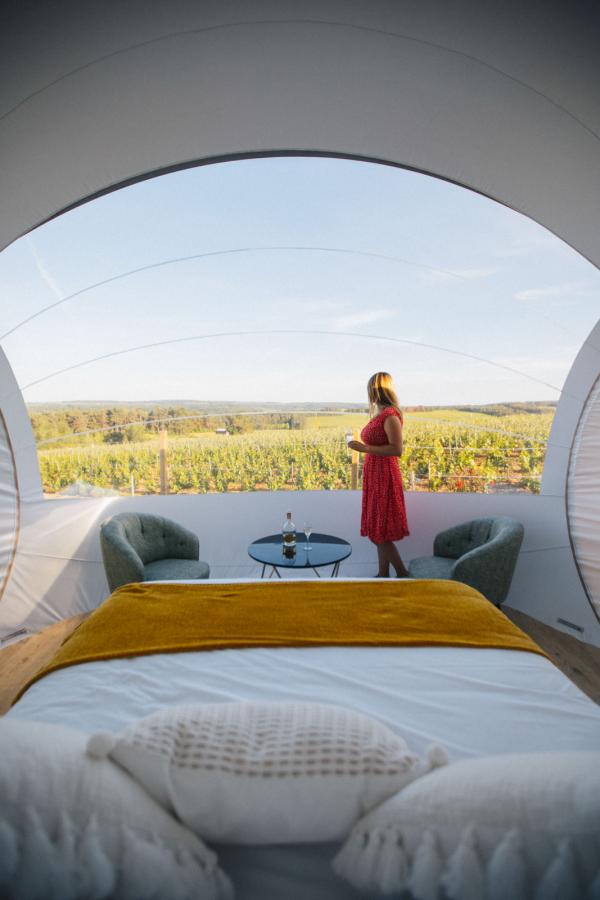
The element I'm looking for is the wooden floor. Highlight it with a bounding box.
[504,608,600,705]
[0,614,87,715]
[1,608,599,715]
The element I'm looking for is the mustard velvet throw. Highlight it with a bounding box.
[17,580,546,702]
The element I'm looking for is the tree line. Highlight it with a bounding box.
[29,406,307,445]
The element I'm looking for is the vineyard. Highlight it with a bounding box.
[37,410,553,497]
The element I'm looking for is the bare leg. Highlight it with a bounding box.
[379,541,409,578]
[375,543,390,577]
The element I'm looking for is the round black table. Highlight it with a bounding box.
[248,532,352,578]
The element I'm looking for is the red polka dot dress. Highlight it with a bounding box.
[360,407,409,544]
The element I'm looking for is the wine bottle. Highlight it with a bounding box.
[282,511,296,547]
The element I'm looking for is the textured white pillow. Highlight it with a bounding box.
[0,718,232,900]
[333,752,600,900]
[87,701,446,844]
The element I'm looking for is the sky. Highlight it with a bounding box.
[0,156,598,407]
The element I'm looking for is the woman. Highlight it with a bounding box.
[348,372,410,577]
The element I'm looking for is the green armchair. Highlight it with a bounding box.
[100,512,210,592]
[407,516,524,606]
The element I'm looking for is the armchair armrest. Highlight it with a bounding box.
[453,528,524,605]
[453,539,503,584]
[100,529,144,592]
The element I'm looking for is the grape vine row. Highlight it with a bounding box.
[37,414,550,497]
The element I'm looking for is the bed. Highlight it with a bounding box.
[7,578,600,900]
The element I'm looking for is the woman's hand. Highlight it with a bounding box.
[347,440,367,452]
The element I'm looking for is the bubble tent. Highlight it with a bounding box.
[0,0,599,647]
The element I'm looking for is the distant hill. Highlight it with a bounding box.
[27,399,556,415]
[450,402,556,417]
[27,400,366,413]
[28,398,557,446]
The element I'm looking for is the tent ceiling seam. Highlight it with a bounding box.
[16,329,566,396]
[0,246,477,343]
[4,245,592,357]
[1,19,598,143]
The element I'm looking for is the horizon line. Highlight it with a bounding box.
[26,398,557,408]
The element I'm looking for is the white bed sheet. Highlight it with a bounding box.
[8,582,600,900]
[9,645,600,758]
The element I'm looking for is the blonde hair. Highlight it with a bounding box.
[367,372,402,418]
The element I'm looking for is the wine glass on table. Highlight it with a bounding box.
[302,522,313,552]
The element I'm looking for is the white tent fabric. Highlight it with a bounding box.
[0,412,18,607]
[568,373,600,622]
[2,1,600,263]
[0,0,599,642]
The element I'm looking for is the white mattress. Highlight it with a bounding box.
[9,583,600,899]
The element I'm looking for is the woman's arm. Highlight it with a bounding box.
[348,415,403,457]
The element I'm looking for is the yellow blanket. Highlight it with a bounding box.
[17,580,546,702]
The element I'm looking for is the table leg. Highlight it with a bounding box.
[261,563,266,579]
[269,566,281,579]
[311,567,321,578]
[332,561,340,577]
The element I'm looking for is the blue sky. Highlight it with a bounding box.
[0,156,598,406]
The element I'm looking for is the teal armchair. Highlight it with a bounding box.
[408,516,524,606]
[100,512,210,592]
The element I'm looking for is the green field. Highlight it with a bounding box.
[36,409,553,497]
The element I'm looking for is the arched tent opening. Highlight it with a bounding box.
[0,1,599,647]
[0,153,599,643]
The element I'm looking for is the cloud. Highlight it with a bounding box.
[295,297,340,315]
[451,267,498,280]
[25,235,64,300]
[493,214,560,258]
[493,348,579,377]
[332,308,397,329]
[417,266,497,286]
[513,282,586,302]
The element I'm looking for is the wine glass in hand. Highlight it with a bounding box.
[302,522,313,551]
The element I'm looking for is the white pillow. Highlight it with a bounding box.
[333,752,600,900]
[87,701,447,844]
[0,718,233,900]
